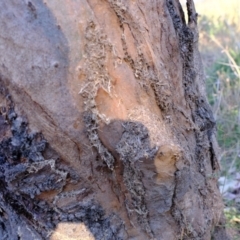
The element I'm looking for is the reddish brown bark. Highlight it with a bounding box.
[0,0,229,239]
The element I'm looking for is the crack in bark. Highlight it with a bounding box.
[166,0,228,239]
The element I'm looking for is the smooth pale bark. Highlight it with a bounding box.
[0,0,229,239]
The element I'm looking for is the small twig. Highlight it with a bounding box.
[211,36,240,78]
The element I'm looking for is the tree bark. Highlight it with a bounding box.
[0,0,229,239]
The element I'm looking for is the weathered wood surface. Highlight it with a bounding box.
[0,0,229,239]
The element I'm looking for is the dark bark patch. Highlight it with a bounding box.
[0,82,126,240]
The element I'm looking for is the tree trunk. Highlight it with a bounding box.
[0,0,229,239]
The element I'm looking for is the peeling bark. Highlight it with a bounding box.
[0,0,229,239]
